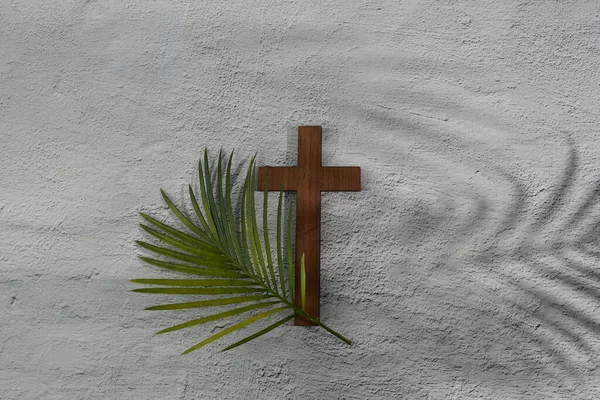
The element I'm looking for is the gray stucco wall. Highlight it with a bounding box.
[2,1,600,399]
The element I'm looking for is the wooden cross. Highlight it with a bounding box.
[258,126,361,325]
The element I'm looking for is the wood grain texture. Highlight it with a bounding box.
[258,126,361,325]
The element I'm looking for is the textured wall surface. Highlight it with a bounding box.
[2,1,600,399]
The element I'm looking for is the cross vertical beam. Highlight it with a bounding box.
[294,127,323,326]
[258,126,361,325]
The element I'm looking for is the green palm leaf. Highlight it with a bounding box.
[145,295,273,310]
[300,253,306,312]
[135,240,234,269]
[262,175,278,292]
[132,149,351,353]
[157,301,281,334]
[140,212,210,248]
[130,279,254,286]
[138,257,247,278]
[132,287,264,295]
[181,307,290,354]
[221,314,295,352]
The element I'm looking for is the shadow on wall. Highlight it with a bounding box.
[477,136,600,372]
[374,127,600,376]
[332,86,600,381]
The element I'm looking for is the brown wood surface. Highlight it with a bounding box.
[258,126,361,325]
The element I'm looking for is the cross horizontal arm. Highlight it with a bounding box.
[257,166,301,191]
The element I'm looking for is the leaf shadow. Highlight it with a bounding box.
[344,101,600,380]
[473,135,600,374]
